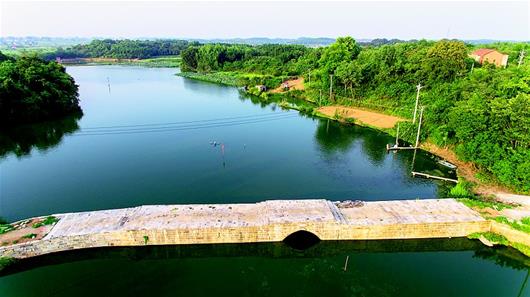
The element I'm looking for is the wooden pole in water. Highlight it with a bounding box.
[415,106,424,148]
[343,255,349,271]
[411,147,418,171]
[517,270,529,297]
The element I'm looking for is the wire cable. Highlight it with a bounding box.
[80,112,296,130]
[72,113,298,137]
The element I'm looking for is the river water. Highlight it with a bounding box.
[0,66,527,296]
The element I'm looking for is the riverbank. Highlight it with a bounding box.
[178,71,529,254]
[316,106,406,129]
[60,56,182,68]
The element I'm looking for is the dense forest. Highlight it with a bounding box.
[0,52,81,125]
[42,39,191,60]
[180,38,530,192]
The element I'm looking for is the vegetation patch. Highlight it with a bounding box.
[494,216,530,234]
[469,232,509,244]
[21,233,37,239]
[449,179,474,198]
[469,232,530,257]
[457,197,513,211]
[0,52,81,125]
[32,216,59,228]
[0,257,16,271]
[0,223,14,235]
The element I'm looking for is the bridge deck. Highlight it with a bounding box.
[1,199,490,259]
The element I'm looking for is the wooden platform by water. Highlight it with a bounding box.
[412,171,458,183]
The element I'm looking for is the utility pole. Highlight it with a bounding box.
[413,83,423,124]
[415,106,424,148]
[470,62,474,73]
[518,49,526,68]
[329,75,334,101]
[319,90,322,106]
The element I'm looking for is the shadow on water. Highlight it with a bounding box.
[314,119,388,165]
[1,238,528,277]
[0,114,82,159]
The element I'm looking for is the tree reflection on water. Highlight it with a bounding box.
[0,113,82,159]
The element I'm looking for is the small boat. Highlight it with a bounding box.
[438,160,457,169]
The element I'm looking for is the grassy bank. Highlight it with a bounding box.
[468,232,530,257]
[72,56,182,68]
[176,71,243,86]
[177,71,295,89]
[122,56,181,67]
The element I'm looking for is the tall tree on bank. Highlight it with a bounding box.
[0,53,81,125]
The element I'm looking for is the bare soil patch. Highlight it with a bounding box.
[317,106,406,129]
[0,218,55,247]
[270,77,305,93]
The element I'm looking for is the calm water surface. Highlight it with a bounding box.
[0,66,527,296]
[0,240,528,297]
[2,66,451,221]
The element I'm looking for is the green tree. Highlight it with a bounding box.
[0,53,81,125]
[422,40,468,82]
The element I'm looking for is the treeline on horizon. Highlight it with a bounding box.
[38,38,407,61]
[41,39,192,60]
[180,38,530,193]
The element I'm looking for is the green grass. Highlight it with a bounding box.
[32,216,59,228]
[457,197,513,211]
[120,56,181,68]
[469,232,530,257]
[449,180,474,198]
[22,233,37,239]
[177,71,288,89]
[494,216,530,234]
[0,223,14,235]
[469,231,509,244]
[177,71,243,86]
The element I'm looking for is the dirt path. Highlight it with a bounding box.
[317,106,406,129]
[270,78,305,93]
[420,142,518,197]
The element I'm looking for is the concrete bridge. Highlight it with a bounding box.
[1,199,491,259]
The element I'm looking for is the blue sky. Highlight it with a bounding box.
[1,1,528,40]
